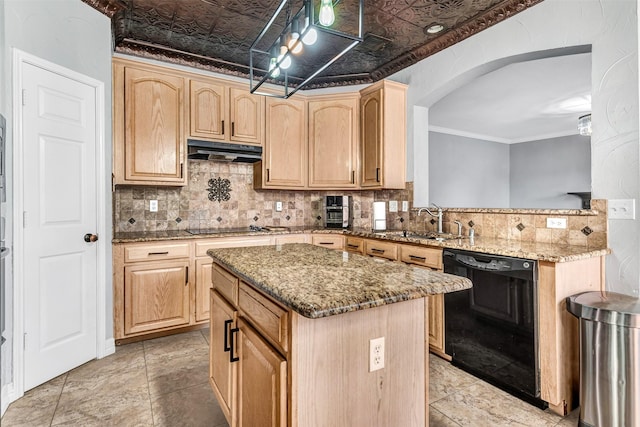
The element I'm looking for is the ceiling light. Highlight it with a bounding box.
[318,0,335,26]
[249,0,363,99]
[425,23,445,34]
[578,114,592,136]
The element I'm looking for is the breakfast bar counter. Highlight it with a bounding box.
[207,243,471,427]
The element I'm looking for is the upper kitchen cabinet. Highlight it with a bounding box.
[189,78,264,146]
[359,80,407,189]
[254,97,307,189]
[113,59,187,186]
[308,94,359,189]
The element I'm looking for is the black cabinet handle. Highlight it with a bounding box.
[409,255,426,261]
[223,319,232,352]
[371,248,385,253]
[347,244,359,249]
[318,242,334,245]
[267,168,270,182]
[148,251,169,255]
[231,122,235,137]
[229,327,239,362]
[185,266,189,285]
[221,120,225,135]
[376,167,380,183]
[352,170,355,184]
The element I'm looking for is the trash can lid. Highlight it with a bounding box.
[567,292,640,328]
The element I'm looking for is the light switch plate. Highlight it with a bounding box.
[275,201,283,212]
[389,201,398,212]
[401,201,409,212]
[608,199,636,220]
[149,200,158,212]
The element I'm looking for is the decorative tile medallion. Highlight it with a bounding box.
[216,216,223,222]
[468,220,475,228]
[516,223,525,231]
[207,177,231,202]
[175,217,182,223]
[285,215,291,221]
[581,226,593,236]
[253,216,259,221]
[128,218,136,224]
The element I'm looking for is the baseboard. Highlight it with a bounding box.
[100,338,116,359]
[1,382,17,417]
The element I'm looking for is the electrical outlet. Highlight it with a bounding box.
[369,337,385,372]
[389,201,398,212]
[149,200,158,212]
[608,199,636,220]
[275,201,283,212]
[402,201,409,212]
[546,217,567,229]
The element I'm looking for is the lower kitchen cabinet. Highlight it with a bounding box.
[124,260,190,335]
[311,234,344,250]
[237,319,287,427]
[195,258,214,322]
[210,290,238,426]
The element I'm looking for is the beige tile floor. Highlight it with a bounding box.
[2,330,579,426]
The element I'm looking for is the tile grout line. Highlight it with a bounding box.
[142,342,156,427]
[48,373,69,427]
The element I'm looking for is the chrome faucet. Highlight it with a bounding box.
[453,220,463,237]
[417,203,443,234]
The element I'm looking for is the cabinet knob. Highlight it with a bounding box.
[84,233,98,243]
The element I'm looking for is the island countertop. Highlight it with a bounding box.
[207,243,472,319]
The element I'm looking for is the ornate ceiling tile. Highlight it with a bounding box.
[84,0,544,88]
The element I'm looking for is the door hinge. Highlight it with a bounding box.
[22,89,26,106]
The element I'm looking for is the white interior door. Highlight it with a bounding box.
[22,61,98,390]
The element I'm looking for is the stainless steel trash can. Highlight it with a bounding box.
[567,291,640,427]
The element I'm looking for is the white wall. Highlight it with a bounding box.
[429,132,510,208]
[1,0,112,409]
[391,0,639,296]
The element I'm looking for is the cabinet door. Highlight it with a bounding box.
[360,88,382,188]
[210,290,238,427]
[308,96,359,188]
[124,260,190,334]
[262,97,307,188]
[123,66,185,184]
[237,320,287,427]
[195,258,214,323]
[190,79,227,140]
[229,87,264,145]
[427,294,445,355]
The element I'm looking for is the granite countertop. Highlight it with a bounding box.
[113,226,610,263]
[207,243,472,319]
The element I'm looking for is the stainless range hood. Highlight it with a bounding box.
[187,139,262,163]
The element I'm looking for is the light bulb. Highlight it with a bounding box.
[269,57,280,78]
[288,35,303,54]
[318,0,335,26]
[302,17,318,45]
[288,20,303,54]
[278,45,292,70]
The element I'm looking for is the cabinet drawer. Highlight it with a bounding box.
[400,245,442,270]
[345,237,364,254]
[124,242,190,262]
[212,264,239,306]
[239,282,288,353]
[311,234,344,250]
[364,239,398,261]
[195,236,272,257]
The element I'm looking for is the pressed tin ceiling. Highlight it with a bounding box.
[83,0,543,89]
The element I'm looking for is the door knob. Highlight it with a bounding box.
[84,233,98,243]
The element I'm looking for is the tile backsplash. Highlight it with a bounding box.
[114,161,607,248]
[113,161,412,233]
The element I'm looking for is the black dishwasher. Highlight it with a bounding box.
[443,249,546,409]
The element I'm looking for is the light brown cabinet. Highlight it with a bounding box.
[124,260,190,335]
[254,97,307,189]
[113,59,187,186]
[210,289,238,426]
[344,236,364,254]
[189,79,264,146]
[311,234,345,250]
[359,80,407,189]
[308,95,359,189]
[195,258,214,322]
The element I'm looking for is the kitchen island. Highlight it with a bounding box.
[207,243,472,427]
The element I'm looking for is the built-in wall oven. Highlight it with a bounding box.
[443,249,546,408]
